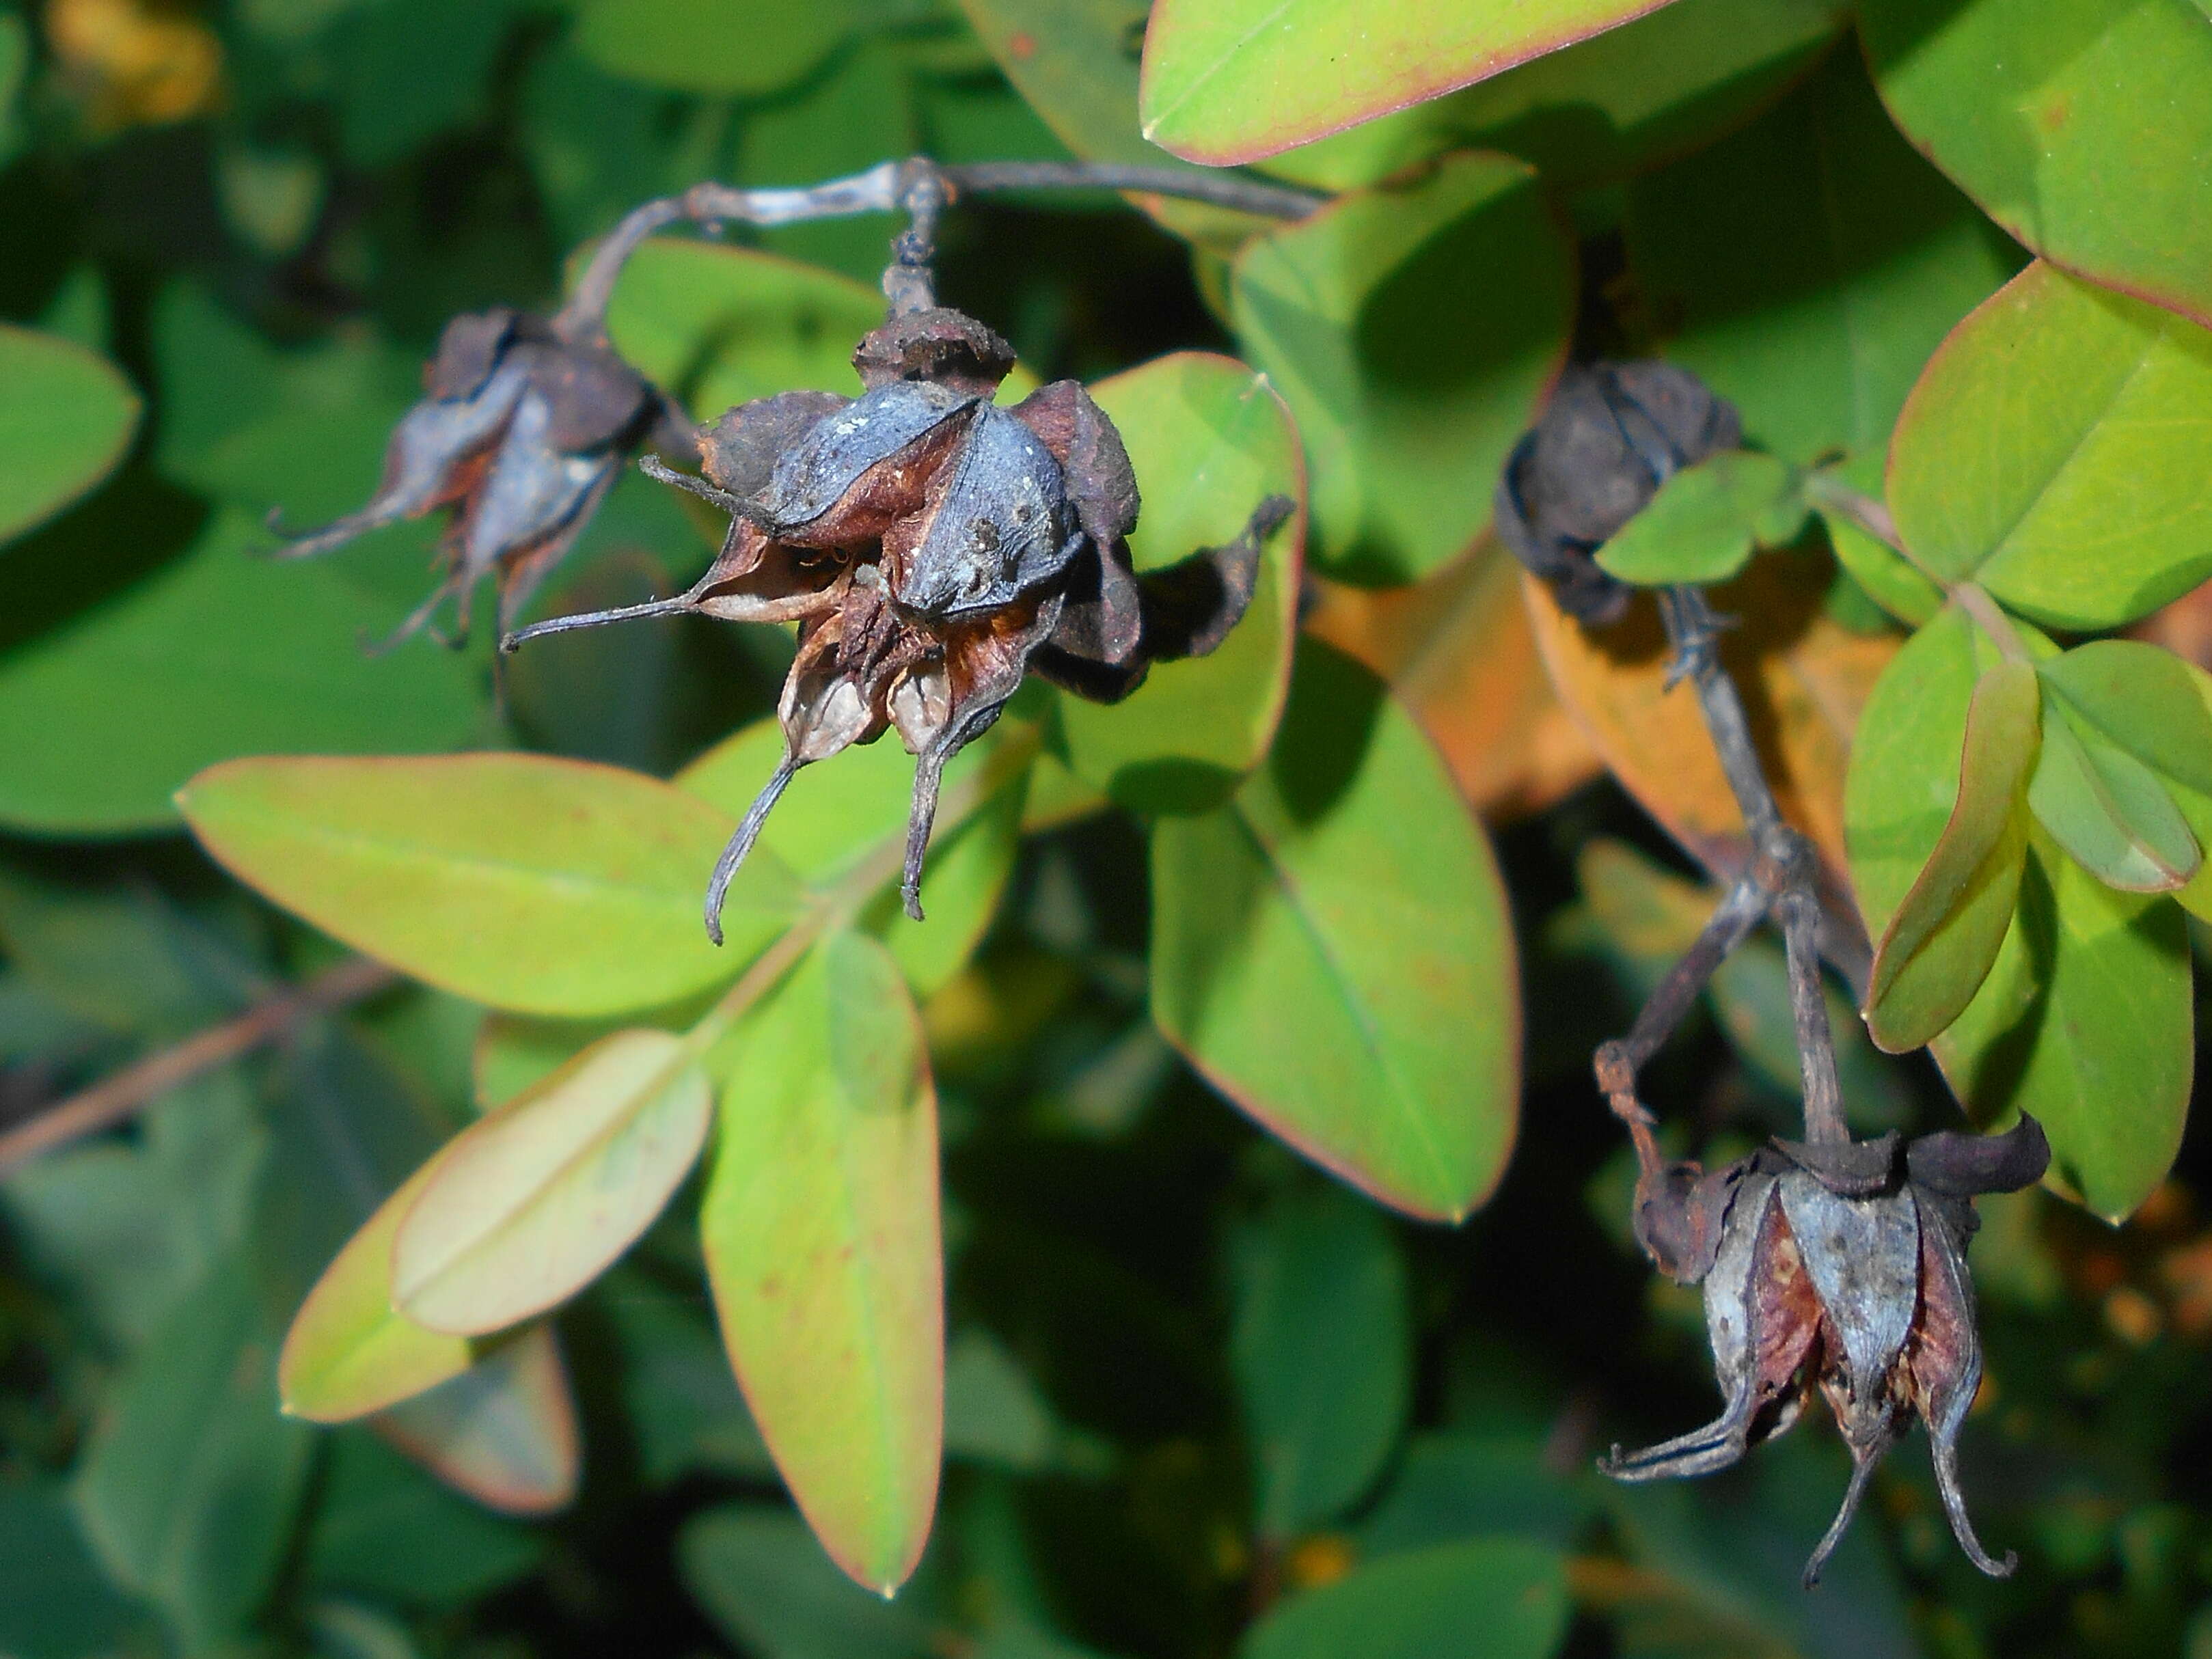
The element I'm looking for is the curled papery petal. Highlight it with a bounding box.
[1911,1204,2017,1578]
[1801,1438,1887,1589]
[704,756,798,948]
[1778,1174,1919,1400]
[756,381,977,535]
[1907,1114,2051,1198]
[702,389,851,502]
[895,405,1078,618]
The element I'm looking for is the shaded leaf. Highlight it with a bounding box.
[1303,541,1600,823]
[0,511,482,834]
[603,1270,776,1485]
[0,325,140,547]
[681,1504,935,1659]
[305,1429,543,1611]
[1864,653,2039,1052]
[2029,696,2200,892]
[1358,1432,1594,1554]
[0,1483,142,1659]
[1231,1180,1410,1539]
[1888,261,2212,629]
[393,1028,713,1334]
[1150,642,1519,1222]
[1861,0,2212,329]
[74,1263,314,1649]
[180,752,802,1017]
[574,0,852,96]
[1139,0,1684,166]
[1231,153,1574,585]
[1595,451,1808,587]
[701,929,943,1593]
[370,1326,581,1515]
[1240,1537,1568,1659]
[1055,352,1305,813]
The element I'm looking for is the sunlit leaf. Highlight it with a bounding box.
[1231,153,1573,585]
[0,324,140,547]
[701,929,942,1593]
[1240,1537,1568,1659]
[1138,0,1685,165]
[1053,352,1305,812]
[1304,543,1600,823]
[74,1264,314,1649]
[2028,696,2199,892]
[1819,508,1945,629]
[1888,261,2212,630]
[393,1029,713,1334]
[0,511,482,834]
[1151,642,1519,1222]
[180,752,802,1017]
[1595,451,1808,588]
[371,1326,581,1516]
[1231,1181,1409,1540]
[1525,556,1899,886]
[1861,0,2212,329]
[605,238,882,423]
[1863,653,2039,1053]
[571,0,851,94]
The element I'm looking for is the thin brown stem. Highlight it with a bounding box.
[0,956,400,1176]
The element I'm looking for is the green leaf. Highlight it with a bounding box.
[74,1264,314,1649]
[680,1505,935,1659]
[1150,642,1520,1221]
[605,239,884,424]
[2028,695,2200,892]
[0,1483,143,1659]
[2038,638,2212,920]
[677,719,1028,996]
[1818,506,1945,627]
[180,752,803,1017]
[701,929,943,1594]
[0,12,26,167]
[0,510,483,833]
[1594,451,1807,586]
[1138,0,1684,166]
[1863,652,2040,1053]
[1254,0,1846,192]
[1861,0,2212,329]
[278,1150,477,1422]
[1240,1537,1568,1659]
[368,1326,582,1515]
[602,1269,776,1484]
[392,1028,713,1334]
[574,0,853,96]
[0,325,140,546]
[304,1429,543,1611]
[1623,50,2021,475]
[1887,262,2212,629]
[1231,153,1573,585]
[1054,353,1305,812]
[1231,1181,1410,1539]
[327,0,511,166]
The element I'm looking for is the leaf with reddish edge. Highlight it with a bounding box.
[1149,642,1519,1222]
[1056,352,1306,815]
[1887,262,2212,631]
[1864,654,2040,1053]
[178,754,802,1018]
[1303,541,1600,823]
[1860,0,2212,329]
[371,1325,579,1516]
[1138,0,1680,165]
[392,1029,713,1335]
[281,1149,475,1423]
[700,929,943,1595]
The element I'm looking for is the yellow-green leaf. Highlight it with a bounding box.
[2029,697,2200,892]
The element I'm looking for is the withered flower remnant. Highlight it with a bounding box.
[504,305,1290,939]
[1494,360,1743,626]
[273,307,682,648]
[1607,1115,2051,1586]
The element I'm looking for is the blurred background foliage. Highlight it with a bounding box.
[0,1,2209,1658]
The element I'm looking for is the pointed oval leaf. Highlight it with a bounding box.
[0,324,140,546]
[180,752,802,1017]
[281,1151,476,1423]
[1139,0,1678,165]
[0,511,482,834]
[572,0,851,96]
[1231,152,1574,585]
[1240,1537,1569,1659]
[1861,0,2212,329]
[1054,353,1306,814]
[701,929,943,1595]
[1888,262,2212,629]
[1151,642,1520,1222]
[2029,698,2200,892]
[1595,451,1807,587]
[1863,652,2040,1052]
[370,1326,581,1515]
[394,1028,713,1334]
